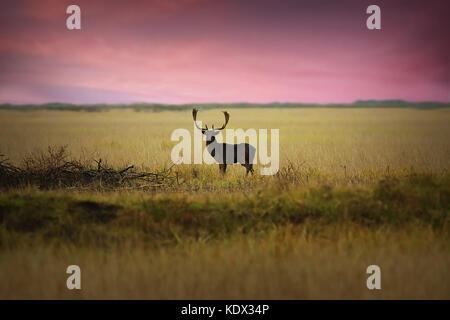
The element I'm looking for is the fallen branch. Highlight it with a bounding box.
[0,147,177,191]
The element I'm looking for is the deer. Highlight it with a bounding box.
[192,108,256,175]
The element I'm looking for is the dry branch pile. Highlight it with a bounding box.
[0,146,177,190]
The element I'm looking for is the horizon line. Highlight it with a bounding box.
[1,99,449,107]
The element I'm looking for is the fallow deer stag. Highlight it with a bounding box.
[192,108,256,175]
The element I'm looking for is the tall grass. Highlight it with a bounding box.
[0,108,449,299]
[0,108,449,174]
[1,227,448,299]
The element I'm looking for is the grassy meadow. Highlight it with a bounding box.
[0,107,449,299]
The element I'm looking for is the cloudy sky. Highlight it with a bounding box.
[0,0,448,104]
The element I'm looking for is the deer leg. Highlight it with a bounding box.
[219,164,227,174]
[243,145,254,176]
[241,162,249,175]
[244,164,253,176]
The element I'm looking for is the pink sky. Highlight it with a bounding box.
[0,0,448,104]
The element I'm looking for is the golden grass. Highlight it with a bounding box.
[1,226,448,299]
[1,108,449,176]
[0,108,449,299]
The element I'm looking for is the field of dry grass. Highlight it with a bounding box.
[1,108,449,174]
[2,227,448,299]
[0,107,449,299]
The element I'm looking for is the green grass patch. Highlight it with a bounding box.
[0,173,448,249]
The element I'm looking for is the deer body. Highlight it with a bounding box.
[205,136,256,174]
[193,108,255,175]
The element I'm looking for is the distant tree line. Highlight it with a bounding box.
[0,100,448,112]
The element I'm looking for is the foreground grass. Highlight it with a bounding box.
[1,227,448,299]
[0,173,449,299]
[1,173,448,249]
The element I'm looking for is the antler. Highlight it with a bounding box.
[215,111,230,130]
[192,108,229,131]
[192,108,207,131]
